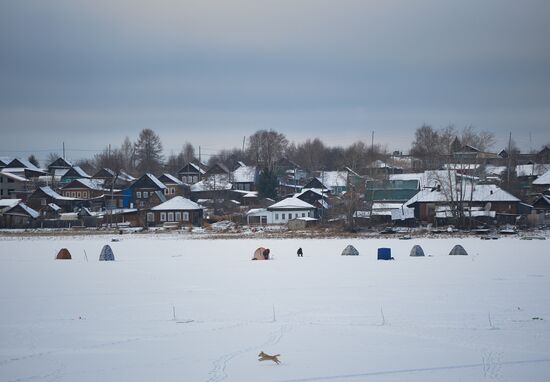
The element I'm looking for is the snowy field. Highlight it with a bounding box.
[0,235,549,382]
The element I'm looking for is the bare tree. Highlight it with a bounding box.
[246,129,288,172]
[27,154,40,168]
[182,142,196,164]
[134,129,164,174]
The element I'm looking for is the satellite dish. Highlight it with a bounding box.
[484,202,492,212]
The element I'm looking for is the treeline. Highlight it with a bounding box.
[31,125,547,176]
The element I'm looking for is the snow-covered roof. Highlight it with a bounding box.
[39,186,78,201]
[0,156,13,165]
[5,202,39,218]
[0,198,21,209]
[53,168,69,177]
[405,183,520,205]
[243,191,258,198]
[246,208,267,216]
[0,170,29,182]
[295,188,329,198]
[533,170,550,185]
[317,171,348,188]
[151,196,203,211]
[119,171,136,182]
[231,165,256,183]
[69,166,91,178]
[160,173,183,185]
[190,175,232,191]
[267,197,315,210]
[143,173,167,189]
[516,164,550,177]
[48,203,61,211]
[9,158,42,172]
[484,165,506,176]
[63,178,105,190]
[389,170,452,189]
[442,163,480,171]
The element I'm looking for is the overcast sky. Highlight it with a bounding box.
[1,0,549,164]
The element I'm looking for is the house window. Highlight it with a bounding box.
[77,192,81,198]
[175,212,182,221]
[83,191,88,199]
[168,212,174,222]
[282,213,285,220]
[193,175,198,183]
[143,191,149,198]
[182,212,189,221]
[136,191,142,199]
[302,213,305,217]
[308,211,312,217]
[140,201,145,208]
[164,189,169,195]
[118,199,123,208]
[41,198,47,206]
[147,212,154,222]
[171,187,175,194]
[160,212,167,222]
[275,213,279,220]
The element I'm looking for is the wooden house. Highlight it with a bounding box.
[178,161,207,184]
[129,173,167,209]
[60,178,106,199]
[60,166,91,184]
[231,163,258,191]
[26,186,81,214]
[0,202,39,228]
[157,173,187,198]
[147,196,204,227]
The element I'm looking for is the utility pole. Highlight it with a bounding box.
[62,142,65,159]
[507,131,512,185]
[242,136,246,152]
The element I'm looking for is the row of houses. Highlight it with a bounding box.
[2,148,550,229]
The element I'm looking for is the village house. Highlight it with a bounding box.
[231,162,258,191]
[0,170,30,199]
[92,168,136,189]
[0,201,39,228]
[128,173,167,209]
[60,166,91,185]
[60,178,107,199]
[178,161,207,184]
[246,197,316,225]
[405,182,521,223]
[157,173,187,199]
[147,196,204,227]
[47,157,72,176]
[26,186,82,214]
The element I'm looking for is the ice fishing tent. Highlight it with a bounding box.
[252,247,270,260]
[56,248,72,260]
[449,244,468,256]
[377,247,393,260]
[410,245,425,257]
[341,245,359,256]
[99,245,115,261]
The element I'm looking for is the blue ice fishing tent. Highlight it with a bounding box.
[99,245,115,261]
[377,247,393,260]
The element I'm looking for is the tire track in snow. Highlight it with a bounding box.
[273,358,550,382]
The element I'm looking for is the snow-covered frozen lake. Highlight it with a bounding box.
[1,235,549,381]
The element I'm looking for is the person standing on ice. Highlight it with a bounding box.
[297,247,303,257]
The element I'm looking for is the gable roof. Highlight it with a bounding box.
[61,178,105,191]
[48,157,73,170]
[0,157,13,166]
[232,165,257,183]
[35,186,78,201]
[317,171,348,188]
[92,168,116,178]
[62,166,91,179]
[178,161,207,175]
[206,162,230,176]
[4,202,40,219]
[158,173,183,185]
[151,196,203,211]
[267,197,315,210]
[132,173,167,190]
[7,158,41,172]
[0,170,29,182]
[533,170,550,185]
[190,174,232,191]
[0,198,21,210]
[405,183,520,206]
